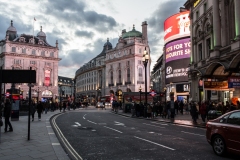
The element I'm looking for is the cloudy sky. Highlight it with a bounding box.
[0,0,186,78]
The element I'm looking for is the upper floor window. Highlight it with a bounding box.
[204,3,207,12]
[196,11,199,19]
[198,43,203,60]
[41,51,45,56]
[118,70,121,83]
[127,61,130,66]
[30,61,36,65]
[206,38,211,57]
[139,48,141,53]
[14,59,21,64]
[50,52,54,57]
[127,68,130,82]
[32,49,36,55]
[129,49,131,54]
[138,60,141,65]
[138,68,143,79]
[12,47,16,52]
[22,48,26,53]
[110,71,113,84]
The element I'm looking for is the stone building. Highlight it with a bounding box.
[0,20,60,102]
[185,0,240,104]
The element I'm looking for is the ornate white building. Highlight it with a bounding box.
[0,20,60,102]
[105,22,150,102]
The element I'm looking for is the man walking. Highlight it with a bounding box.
[37,101,43,121]
[4,98,13,132]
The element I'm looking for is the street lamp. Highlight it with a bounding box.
[142,47,149,106]
[139,85,142,103]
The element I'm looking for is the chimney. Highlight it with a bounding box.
[142,21,148,43]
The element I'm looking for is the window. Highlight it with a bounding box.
[110,71,113,84]
[227,112,240,125]
[14,59,21,64]
[139,48,141,53]
[138,68,143,79]
[198,43,202,60]
[118,70,121,83]
[50,52,54,57]
[138,60,141,65]
[127,68,130,82]
[118,63,121,68]
[196,11,199,19]
[129,49,131,54]
[220,115,229,123]
[127,61,130,66]
[22,48,26,53]
[32,49,36,55]
[12,47,16,52]
[206,38,211,56]
[41,51,45,56]
[30,61,36,65]
[204,3,207,12]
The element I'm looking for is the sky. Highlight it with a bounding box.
[0,0,186,78]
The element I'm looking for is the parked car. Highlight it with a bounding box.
[206,110,240,156]
[96,102,104,108]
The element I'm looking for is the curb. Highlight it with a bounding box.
[112,111,206,128]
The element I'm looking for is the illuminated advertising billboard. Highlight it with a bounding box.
[165,38,190,63]
[164,11,190,44]
[165,58,190,84]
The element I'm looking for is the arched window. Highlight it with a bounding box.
[127,68,130,82]
[110,71,113,84]
[118,70,121,83]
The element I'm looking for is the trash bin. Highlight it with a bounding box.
[207,110,222,120]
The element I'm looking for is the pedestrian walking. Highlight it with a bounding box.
[59,102,63,112]
[199,101,207,123]
[147,104,152,119]
[4,98,13,132]
[190,101,198,123]
[0,98,5,129]
[63,102,66,112]
[37,101,43,121]
[31,101,36,121]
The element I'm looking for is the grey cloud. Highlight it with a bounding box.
[75,30,94,38]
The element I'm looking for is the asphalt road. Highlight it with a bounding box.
[53,107,238,160]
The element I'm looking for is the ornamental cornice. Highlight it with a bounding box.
[7,42,58,50]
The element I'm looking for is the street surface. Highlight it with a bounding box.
[52,106,239,160]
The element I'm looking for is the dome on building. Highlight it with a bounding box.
[122,25,142,39]
[37,26,46,37]
[7,20,17,32]
[104,38,112,49]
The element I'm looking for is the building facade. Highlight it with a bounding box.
[105,22,150,102]
[0,20,60,102]
[185,0,240,104]
[58,76,75,103]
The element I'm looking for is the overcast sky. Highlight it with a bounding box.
[0,0,186,78]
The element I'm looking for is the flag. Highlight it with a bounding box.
[34,17,36,21]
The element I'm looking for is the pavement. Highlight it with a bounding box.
[0,107,206,160]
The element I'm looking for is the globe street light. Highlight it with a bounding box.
[142,47,149,106]
[139,85,142,103]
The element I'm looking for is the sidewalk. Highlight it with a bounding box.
[115,109,206,128]
[0,112,70,160]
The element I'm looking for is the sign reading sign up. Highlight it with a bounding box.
[203,81,228,89]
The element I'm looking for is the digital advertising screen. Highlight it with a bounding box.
[164,11,190,44]
[165,58,190,84]
[165,38,190,63]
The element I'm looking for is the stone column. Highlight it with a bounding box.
[213,0,221,48]
[221,0,227,46]
[234,0,240,39]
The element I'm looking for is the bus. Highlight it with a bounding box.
[100,95,113,108]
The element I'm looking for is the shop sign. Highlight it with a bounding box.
[164,11,190,44]
[203,81,228,89]
[194,0,201,7]
[228,77,240,88]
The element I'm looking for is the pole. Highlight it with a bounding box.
[0,67,2,143]
[139,90,141,103]
[28,67,32,140]
[144,63,147,106]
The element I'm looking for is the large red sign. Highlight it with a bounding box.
[164,11,190,44]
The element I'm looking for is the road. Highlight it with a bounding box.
[52,107,237,160]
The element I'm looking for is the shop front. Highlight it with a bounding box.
[41,90,53,102]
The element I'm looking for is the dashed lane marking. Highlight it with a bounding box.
[143,123,165,128]
[87,120,97,124]
[181,131,205,137]
[104,126,123,133]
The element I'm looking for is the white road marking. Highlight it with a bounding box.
[134,136,175,151]
[148,132,155,134]
[114,121,125,126]
[104,126,123,133]
[83,114,87,119]
[151,122,168,126]
[92,130,96,132]
[72,125,79,127]
[181,131,205,137]
[83,117,85,119]
[75,122,81,126]
[143,123,165,128]
[52,143,60,145]
[87,120,97,124]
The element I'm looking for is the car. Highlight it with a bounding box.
[104,102,111,108]
[206,110,240,156]
[96,102,104,108]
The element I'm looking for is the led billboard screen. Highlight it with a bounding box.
[165,58,190,84]
[164,11,190,44]
[165,38,190,63]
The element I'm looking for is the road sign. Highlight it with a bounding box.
[0,70,36,83]
[149,90,157,97]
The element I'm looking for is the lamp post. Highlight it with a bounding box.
[142,47,149,106]
[139,85,142,103]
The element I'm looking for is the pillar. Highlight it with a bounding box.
[213,0,221,48]
[234,0,240,39]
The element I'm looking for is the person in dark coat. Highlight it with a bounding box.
[37,101,43,121]
[31,101,36,121]
[4,98,13,132]
[190,102,198,123]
